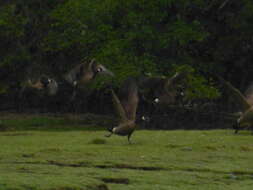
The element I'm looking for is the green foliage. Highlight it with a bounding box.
[0,4,26,38]
[173,64,220,100]
[169,19,209,46]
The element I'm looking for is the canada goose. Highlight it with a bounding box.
[20,75,58,97]
[137,72,187,105]
[105,82,139,143]
[217,76,253,134]
[64,59,114,87]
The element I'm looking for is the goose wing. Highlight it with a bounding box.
[111,89,128,123]
[118,78,139,121]
[217,76,251,112]
[123,85,139,121]
[64,64,81,85]
[244,83,253,106]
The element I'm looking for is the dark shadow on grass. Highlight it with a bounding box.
[100,177,129,184]
[2,161,253,179]
[89,138,107,144]
[47,160,91,167]
[95,164,164,171]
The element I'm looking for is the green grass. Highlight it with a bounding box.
[0,115,253,190]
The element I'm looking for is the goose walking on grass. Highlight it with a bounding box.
[217,76,253,134]
[105,85,139,143]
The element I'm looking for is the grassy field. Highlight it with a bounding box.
[0,114,253,190]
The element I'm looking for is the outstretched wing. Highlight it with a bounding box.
[64,64,82,85]
[123,85,139,121]
[118,78,139,121]
[111,89,128,123]
[217,76,251,112]
[244,83,253,106]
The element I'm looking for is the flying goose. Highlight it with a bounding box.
[20,75,58,98]
[105,84,139,143]
[217,76,253,134]
[64,59,114,87]
[137,72,187,105]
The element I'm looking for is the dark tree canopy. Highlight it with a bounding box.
[1,0,253,101]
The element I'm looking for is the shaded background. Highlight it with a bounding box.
[0,0,252,129]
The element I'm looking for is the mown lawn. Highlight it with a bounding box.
[0,114,253,190]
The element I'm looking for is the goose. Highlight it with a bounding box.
[105,83,138,143]
[137,72,187,105]
[20,75,58,97]
[217,76,253,134]
[20,59,114,102]
[64,59,114,87]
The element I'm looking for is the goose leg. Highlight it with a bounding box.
[232,122,239,134]
[127,132,133,144]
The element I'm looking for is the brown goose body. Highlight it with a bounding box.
[112,121,136,136]
[217,76,253,133]
[106,82,138,143]
[64,59,114,88]
[20,75,58,97]
[136,72,187,105]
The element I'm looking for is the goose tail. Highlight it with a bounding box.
[107,127,113,133]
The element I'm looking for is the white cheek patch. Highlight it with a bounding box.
[141,116,146,121]
[97,68,102,72]
[112,127,116,133]
[73,81,77,86]
[154,98,159,103]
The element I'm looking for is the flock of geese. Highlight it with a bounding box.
[20,59,253,142]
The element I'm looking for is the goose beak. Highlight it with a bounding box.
[99,65,114,77]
